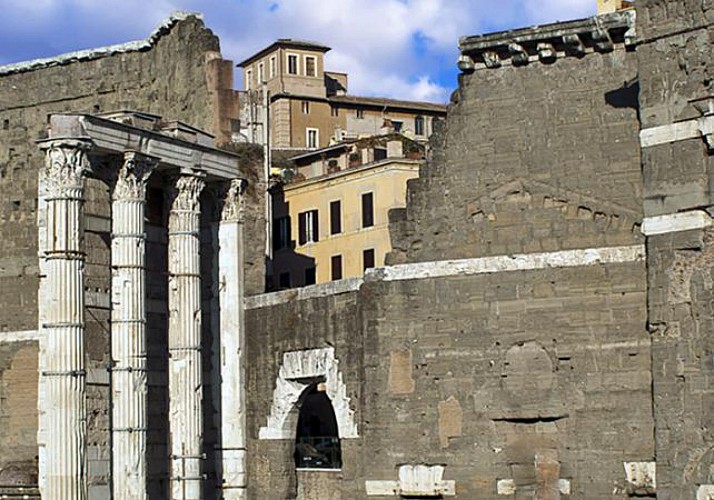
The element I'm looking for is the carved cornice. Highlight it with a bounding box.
[40,139,93,195]
[458,10,635,72]
[214,179,247,222]
[113,151,159,201]
[167,174,206,213]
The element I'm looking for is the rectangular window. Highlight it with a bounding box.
[331,255,343,281]
[279,272,291,289]
[414,115,425,136]
[330,200,342,235]
[301,101,310,114]
[363,249,375,271]
[298,209,319,245]
[273,216,291,251]
[330,106,339,117]
[269,55,277,78]
[245,69,253,90]
[305,56,316,77]
[287,54,298,75]
[304,267,316,286]
[307,128,319,149]
[258,62,265,84]
[392,120,403,133]
[356,108,364,119]
[374,148,387,161]
[361,192,374,228]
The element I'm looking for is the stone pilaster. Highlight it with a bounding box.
[214,180,248,499]
[110,151,157,500]
[167,173,206,500]
[38,138,92,500]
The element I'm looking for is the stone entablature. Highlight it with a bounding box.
[457,10,635,72]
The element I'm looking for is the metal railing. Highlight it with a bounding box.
[295,436,342,469]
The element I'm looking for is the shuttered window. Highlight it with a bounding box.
[361,192,374,228]
[298,209,319,245]
[330,200,342,235]
[331,255,343,281]
[363,249,375,271]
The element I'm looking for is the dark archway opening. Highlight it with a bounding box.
[294,385,342,469]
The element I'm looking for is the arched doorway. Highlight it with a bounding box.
[294,384,342,469]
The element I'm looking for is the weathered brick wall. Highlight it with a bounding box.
[637,1,714,497]
[0,15,266,495]
[359,265,651,498]
[390,44,643,264]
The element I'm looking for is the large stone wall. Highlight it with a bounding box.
[637,1,714,497]
[361,263,651,498]
[390,21,643,264]
[243,253,652,499]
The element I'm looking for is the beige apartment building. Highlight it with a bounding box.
[238,39,447,151]
[271,136,422,287]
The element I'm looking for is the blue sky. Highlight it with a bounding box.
[0,0,596,103]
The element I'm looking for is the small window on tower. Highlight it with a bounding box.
[305,56,317,77]
[414,115,425,136]
[287,54,298,75]
[307,128,319,149]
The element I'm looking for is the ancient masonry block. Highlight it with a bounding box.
[623,462,656,495]
[365,465,456,497]
[437,396,463,448]
[388,348,415,395]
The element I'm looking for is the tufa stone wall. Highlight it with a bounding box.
[638,0,714,497]
[389,30,642,264]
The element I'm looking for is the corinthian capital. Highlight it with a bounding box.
[113,151,159,201]
[215,179,246,222]
[167,174,206,213]
[40,139,92,194]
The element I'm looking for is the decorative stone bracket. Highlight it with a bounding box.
[457,9,635,72]
[365,465,456,497]
[259,347,358,440]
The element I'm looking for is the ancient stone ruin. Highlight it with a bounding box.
[0,2,712,499]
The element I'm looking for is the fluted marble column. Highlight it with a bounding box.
[110,152,157,500]
[167,174,206,500]
[38,138,92,500]
[215,180,248,499]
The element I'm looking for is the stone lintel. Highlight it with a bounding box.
[46,113,245,182]
[458,10,635,72]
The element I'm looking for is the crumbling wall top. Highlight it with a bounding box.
[458,10,635,72]
[0,11,204,76]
